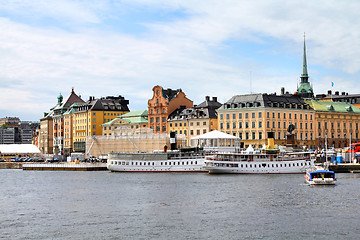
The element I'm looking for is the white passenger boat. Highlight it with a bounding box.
[107,149,206,172]
[204,133,314,174]
[304,166,336,185]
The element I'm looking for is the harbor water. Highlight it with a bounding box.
[1,169,359,239]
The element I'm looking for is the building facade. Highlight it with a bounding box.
[306,100,360,148]
[72,95,130,152]
[148,85,193,133]
[217,93,315,148]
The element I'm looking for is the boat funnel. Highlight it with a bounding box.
[267,132,275,149]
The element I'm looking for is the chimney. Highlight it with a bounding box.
[212,97,217,102]
[205,96,210,101]
[281,87,285,95]
[327,90,332,95]
[342,92,345,95]
[335,91,339,95]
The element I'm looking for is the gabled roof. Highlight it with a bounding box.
[162,88,181,102]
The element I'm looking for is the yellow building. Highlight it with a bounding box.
[306,100,360,148]
[72,95,130,152]
[217,93,315,148]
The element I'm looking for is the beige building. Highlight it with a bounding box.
[217,93,315,148]
[306,100,360,148]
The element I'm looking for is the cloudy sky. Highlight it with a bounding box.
[1,0,359,121]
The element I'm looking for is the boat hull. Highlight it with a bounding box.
[205,159,314,174]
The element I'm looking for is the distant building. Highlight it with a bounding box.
[168,96,221,146]
[148,85,193,134]
[0,118,39,145]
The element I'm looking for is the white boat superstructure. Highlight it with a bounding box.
[204,151,314,174]
[305,165,336,185]
[107,151,206,172]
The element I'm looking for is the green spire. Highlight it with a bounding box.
[297,33,314,99]
[301,33,309,81]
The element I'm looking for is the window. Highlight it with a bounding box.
[169,123,172,127]
[239,122,243,129]
[197,130,200,135]
[157,109,159,114]
[252,121,255,128]
[220,114,223,120]
[162,117,166,122]
[203,121,206,125]
[245,122,249,128]
[289,113,292,119]
[162,126,166,132]
[252,112,255,118]
[156,117,160,123]
[252,132,256,139]
[220,123,223,129]
[259,132,263,139]
[258,121,262,128]
[283,113,286,119]
[226,114,230,120]
[226,122,230,129]
[175,123,178,127]
[239,113,242,119]
[258,112,262,118]
[245,113,249,119]
[232,113,236,119]
[233,122,237,129]
[150,117,154,123]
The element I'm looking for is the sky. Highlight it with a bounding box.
[1,0,360,121]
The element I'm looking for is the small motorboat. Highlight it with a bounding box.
[305,166,336,185]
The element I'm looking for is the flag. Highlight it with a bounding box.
[331,82,334,87]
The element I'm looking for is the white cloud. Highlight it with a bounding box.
[0,0,360,120]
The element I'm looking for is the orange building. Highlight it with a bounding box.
[148,85,193,133]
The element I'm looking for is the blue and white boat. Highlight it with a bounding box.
[305,166,336,185]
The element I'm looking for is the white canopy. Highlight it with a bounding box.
[0,144,41,154]
[191,130,239,140]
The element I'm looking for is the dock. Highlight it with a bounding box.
[329,163,360,173]
[22,163,108,171]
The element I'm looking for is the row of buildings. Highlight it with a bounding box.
[37,38,360,156]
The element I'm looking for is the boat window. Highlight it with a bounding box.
[122,162,125,165]
[182,162,184,165]
[135,162,138,165]
[186,161,189,165]
[131,162,134,165]
[139,162,142,166]
[178,162,180,165]
[161,162,163,165]
[165,162,167,165]
[195,161,197,164]
[152,162,155,165]
[191,161,193,165]
[111,161,114,164]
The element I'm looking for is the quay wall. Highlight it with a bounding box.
[0,162,23,169]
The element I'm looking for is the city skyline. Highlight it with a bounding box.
[1,0,360,121]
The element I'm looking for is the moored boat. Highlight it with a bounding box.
[204,132,314,174]
[107,148,206,172]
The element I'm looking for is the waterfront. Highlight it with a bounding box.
[1,170,359,239]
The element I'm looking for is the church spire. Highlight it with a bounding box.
[296,33,314,99]
[300,32,309,82]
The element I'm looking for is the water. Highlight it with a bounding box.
[0,170,359,240]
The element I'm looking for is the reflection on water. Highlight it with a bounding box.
[0,170,359,239]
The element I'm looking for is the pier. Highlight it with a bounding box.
[329,163,360,173]
[22,163,108,171]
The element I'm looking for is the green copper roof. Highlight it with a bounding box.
[305,100,360,113]
[101,110,148,126]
